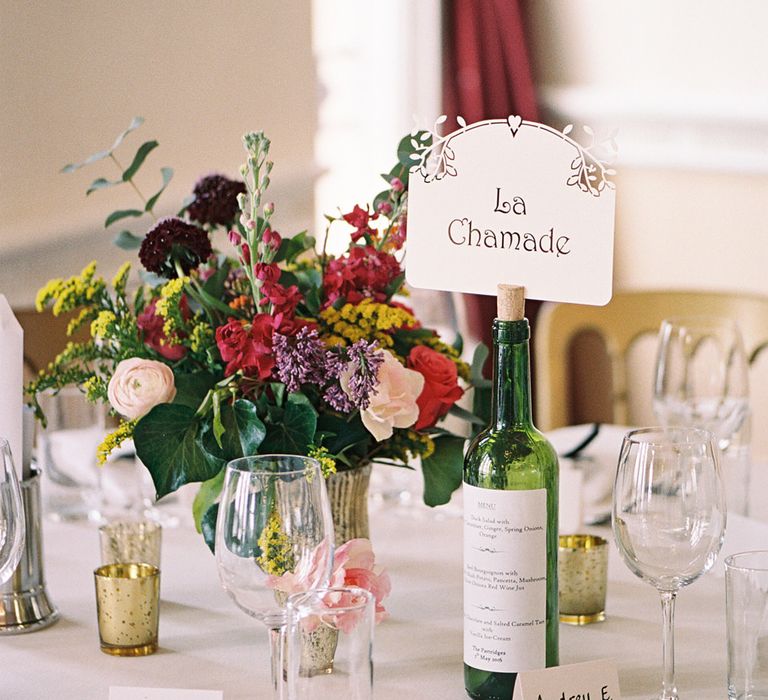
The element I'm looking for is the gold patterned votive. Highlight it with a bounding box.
[94,563,160,656]
[558,534,608,625]
[99,521,162,567]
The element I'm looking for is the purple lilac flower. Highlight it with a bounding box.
[340,340,384,411]
[273,327,328,393]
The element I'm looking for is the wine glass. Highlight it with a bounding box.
[653,315,750,514]
[0,438,25,584]
[215,455,335,699]
[612,427,726,699]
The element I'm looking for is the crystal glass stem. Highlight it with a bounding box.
[269,624,286,700]
[660,590,678,700]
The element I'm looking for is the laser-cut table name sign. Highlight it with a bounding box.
[406,116,617,306]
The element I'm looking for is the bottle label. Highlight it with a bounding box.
[463,483,547,673]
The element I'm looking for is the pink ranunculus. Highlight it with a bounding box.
[107,357,176,420]
[332,538,391,624]
[350,350,424,441]
[266,537,390,629]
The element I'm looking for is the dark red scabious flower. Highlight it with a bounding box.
[137,297,191,361]
[322,245,402,306]
[215,315,277,379]
[139,218,213,279]
[187,174,246,228]
[342,205,378,243]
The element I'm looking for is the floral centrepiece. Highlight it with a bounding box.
[28,120,478,547]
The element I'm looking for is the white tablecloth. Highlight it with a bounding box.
[3,427,767,699]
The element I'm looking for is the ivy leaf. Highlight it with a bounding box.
[216,399,266,460]
[260,393,317,454]
[134,404,223,500]
[315,412,370,457]
[172,372,218,410]
[114,230,143,250]
[111,116,145,151]
[192,468,225,533]
[122,140,159,181]
[86,177,121,195]
[145,167,174,212]
[201,503,219,554]
[104,209,144,228]
[421,435,465,507]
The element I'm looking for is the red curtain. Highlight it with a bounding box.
[443,0,542,386]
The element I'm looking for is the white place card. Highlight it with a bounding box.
[109,688,223,700]
[406,116,616,306]
[512,659,621,700]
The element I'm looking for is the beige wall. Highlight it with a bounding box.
[0,1,316,306]
[526,0,768,296]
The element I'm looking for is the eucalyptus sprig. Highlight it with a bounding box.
[62,116,174,250]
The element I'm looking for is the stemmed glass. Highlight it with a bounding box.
[215,455,335,699]
[0,439,25,584]
[653,316,750,514]
[612,428,726,699]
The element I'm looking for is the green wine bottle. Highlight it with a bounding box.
[463,284,559,700]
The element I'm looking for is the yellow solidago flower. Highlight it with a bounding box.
[90,310,116,339]
[96,419,137,465]
[189,322,213,353]
[256,511,294,576]
[308,445,337,478]
[111,262,132,294]
[319,299,417,347]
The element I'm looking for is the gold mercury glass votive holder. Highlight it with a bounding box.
[94,563,160,656]
[558,534,608,625]
[99,520,162,567]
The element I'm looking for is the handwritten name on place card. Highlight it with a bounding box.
[109,688,223,700]
[512,659,621,700]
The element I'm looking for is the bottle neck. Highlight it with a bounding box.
[491,319,533,429]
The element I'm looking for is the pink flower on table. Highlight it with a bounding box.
[266,537,390,630]
[332,538,391,624]
[346,350,424,442]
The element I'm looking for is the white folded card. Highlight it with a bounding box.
[109,688,223,700]
[512,659,621,700]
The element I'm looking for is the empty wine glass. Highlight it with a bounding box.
[215,455,335,699]
[612,427,726,699]
[653,316,750,514]
[0,438,25,584]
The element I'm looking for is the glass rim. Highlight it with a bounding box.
[99,519,162,534]
[623,426,716,446]
[286,586,374,615]
[660,315,740,331]
[225,454,322,477]
[724,550,768,573]
[94,562,160,579]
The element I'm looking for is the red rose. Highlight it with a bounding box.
[408,345,464,430]
[137,298,189,361]
[215,314,276,379]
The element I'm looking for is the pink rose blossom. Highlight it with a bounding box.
[346,350,424,441]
